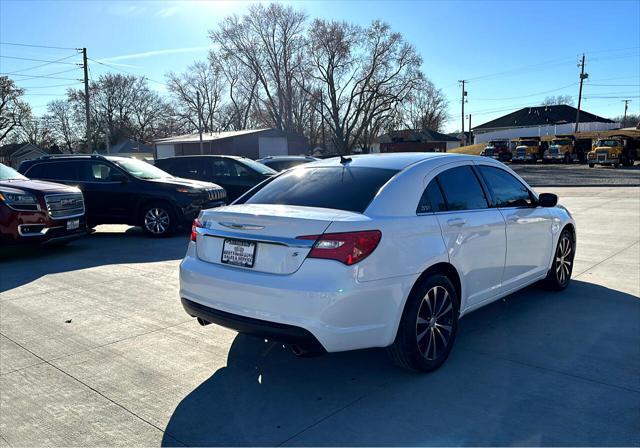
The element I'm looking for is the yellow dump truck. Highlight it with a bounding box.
[543,135,576,163]
[512,137,542,163]
[587,135,639,168]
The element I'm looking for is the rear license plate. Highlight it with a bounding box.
[221,238,256,268]
[66,219,79,230]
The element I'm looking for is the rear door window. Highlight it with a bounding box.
[477,165,534,207]
[436,166,489,211]
[417,180,447,214]
[27,161,85,181]
[243,166,398,213]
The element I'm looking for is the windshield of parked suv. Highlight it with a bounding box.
[243,166,399,213]
[596,139,620,147]
[239,158,277,175]
[112,158,173,180]
[0,163,28,181]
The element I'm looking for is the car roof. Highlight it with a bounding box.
[305,152,465,170]
[157,155,244,160]
[259,156,316,161]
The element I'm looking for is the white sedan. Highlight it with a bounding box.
[180,153,576,371]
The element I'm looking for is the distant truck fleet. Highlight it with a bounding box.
[480,130,639,167]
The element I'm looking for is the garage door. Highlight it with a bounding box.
[258,137,288,158]
[156,144,175,159]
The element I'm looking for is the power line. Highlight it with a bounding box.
[587,84,640,87]
[16,82,82,89]
[0,41,77,51]
[474,82,577,101]
[1,53,81,75]
[4,67,82,81]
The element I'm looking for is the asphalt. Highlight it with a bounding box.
[0,187,638,446]
[510,162,640,187]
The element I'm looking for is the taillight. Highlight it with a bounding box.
[190,218,202,242]
[298,230,382,265]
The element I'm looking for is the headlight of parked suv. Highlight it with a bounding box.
[0,189,40,211]
[175,187,202,194]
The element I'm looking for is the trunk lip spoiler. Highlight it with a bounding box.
[195,227,316,248]
[218,221,265,231]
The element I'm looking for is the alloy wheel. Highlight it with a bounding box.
[555,235,573,285]
[144,207,170,235]
[416,285,454,361]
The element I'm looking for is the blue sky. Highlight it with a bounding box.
[1,0,638,133]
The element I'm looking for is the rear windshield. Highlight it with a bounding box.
[243,166,398,213]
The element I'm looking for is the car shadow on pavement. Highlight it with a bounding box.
[161,280,639,447]
[0,227,189,294]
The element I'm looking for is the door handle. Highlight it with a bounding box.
[447,218,466,227]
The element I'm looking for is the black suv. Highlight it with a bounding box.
[155,155,276,202]
[19,155,226,237]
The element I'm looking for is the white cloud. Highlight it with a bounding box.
[99,46,214,63]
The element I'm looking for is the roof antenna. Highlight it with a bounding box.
[340,154,352,164]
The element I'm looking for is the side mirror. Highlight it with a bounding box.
[110,171,128,183]
[538,192,558,207]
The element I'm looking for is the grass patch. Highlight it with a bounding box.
[448,143,485,155]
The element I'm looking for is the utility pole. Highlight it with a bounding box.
[574,54,588,133]
[622,100,631,127]
[197,91,203,155]
[82,48,91,153]
[459,80,467,140]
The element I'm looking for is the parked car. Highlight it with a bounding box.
[180,153,575,372]
[256,155,319,172]
[155,156,276,202]
[19,155,226,237]
[0,163,87,246]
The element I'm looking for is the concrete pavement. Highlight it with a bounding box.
[1,187,638,446]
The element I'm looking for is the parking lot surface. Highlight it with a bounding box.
[511,163,640,187]
[1,187,639,446]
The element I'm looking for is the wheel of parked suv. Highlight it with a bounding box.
[545,228,575,291]
[388,274,459,372]
[141,202,176,237]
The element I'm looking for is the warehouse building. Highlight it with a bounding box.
[473,105,618,144]
[376,128,461,153]
[154,128,308,160]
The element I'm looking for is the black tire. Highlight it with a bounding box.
[545,228,575,291]
[564,153,571,164]
[140,202,176,238]
[588,163,595,168]
[388,274,459,372]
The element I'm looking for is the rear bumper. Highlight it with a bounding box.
[181,297,325,352]
[179,244,415,353]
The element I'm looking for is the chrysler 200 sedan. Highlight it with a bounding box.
[179,153,576,372]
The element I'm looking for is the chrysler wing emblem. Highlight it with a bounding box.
[218,222,265,231]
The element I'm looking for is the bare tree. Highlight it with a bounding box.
[306,19,422,154]
[542,95,575,106]
[166,60,224,134]
[210,3,308,133]
[46,99,80,152]
[612,113,639,128]
[0,76,31,143]
[214,52,259,131]
[401,78,448,131]
[130,85,167,143]
[16,117,54,148]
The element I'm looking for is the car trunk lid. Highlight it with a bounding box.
[195,204,364,274]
